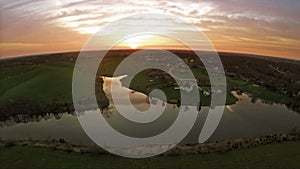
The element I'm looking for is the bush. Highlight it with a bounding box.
[4,141,16,148]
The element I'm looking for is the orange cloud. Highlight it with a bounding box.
[0,0,299,60]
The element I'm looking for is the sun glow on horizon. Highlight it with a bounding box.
[1,0,300,59]
[130,44,138,49]
[117,34,186,50]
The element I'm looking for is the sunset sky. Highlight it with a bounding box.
[0,0,299,60]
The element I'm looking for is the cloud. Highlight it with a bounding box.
[0,0,299,59]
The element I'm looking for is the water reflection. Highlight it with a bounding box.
[0,112,72,127]
[0,77,300,145]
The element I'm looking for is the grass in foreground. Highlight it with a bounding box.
[0,141,299,169]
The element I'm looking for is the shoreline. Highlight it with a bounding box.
[2,133,299,156]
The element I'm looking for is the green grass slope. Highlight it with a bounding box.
[0,56,296,114]
[0,62,74,104]
[1,141,299,169]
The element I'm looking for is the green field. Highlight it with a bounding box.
[0,56,295,114]
[0,53,299,169]
[1,141,299,169]
[0,62,74,104]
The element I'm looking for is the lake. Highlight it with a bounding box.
[1,76,299,145]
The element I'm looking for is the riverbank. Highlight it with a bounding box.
[1,51,299,120]
[1,133,299,169]
[1,133,299,155]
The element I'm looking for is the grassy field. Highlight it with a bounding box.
[0,141,299,169]
[227,78,293,103]
[0,62,74,104]
[0,56,295,111]
[0,52,299,168]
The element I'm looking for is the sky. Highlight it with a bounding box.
[0,0,300,60]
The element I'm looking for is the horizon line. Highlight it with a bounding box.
[1,49,299,62]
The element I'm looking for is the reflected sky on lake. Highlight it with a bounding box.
[0,77,299,145]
